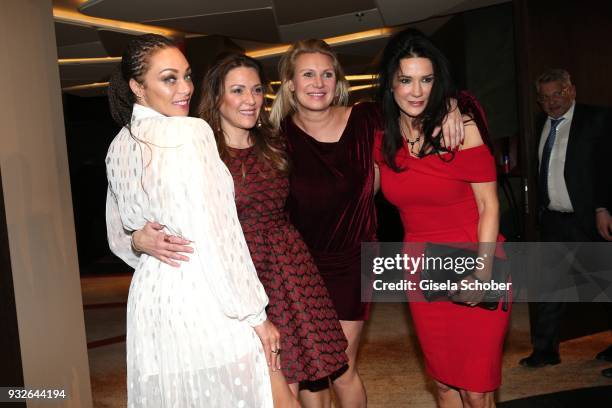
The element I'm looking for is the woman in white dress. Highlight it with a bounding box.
[105,34,278,407]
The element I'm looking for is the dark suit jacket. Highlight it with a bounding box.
[536,103,612,238]
[594,113,612,211]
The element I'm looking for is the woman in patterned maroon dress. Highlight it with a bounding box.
[131,54,348,407]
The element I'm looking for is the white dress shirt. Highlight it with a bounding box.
[538,101,575,212]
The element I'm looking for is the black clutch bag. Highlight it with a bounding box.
[420,243,510,311]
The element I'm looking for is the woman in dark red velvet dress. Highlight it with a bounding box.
[270,39,465,406]
[269,40,378,407]
[374,29,510,407]
[130,54,349,408]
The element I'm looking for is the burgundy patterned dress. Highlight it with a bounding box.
[226,145,348,385]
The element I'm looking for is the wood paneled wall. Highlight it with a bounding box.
[514,0,612,239]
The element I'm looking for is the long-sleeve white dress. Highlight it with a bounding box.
[105,104,273,407]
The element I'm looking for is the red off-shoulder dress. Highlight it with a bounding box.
[374,131,510,392]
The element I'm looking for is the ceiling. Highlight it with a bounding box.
[54,0,509,97]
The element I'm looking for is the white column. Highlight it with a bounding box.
[0,1,92,407]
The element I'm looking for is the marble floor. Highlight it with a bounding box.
[82,273,612,407]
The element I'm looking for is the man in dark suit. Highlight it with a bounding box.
[594,117,612,377]
[520,68,612,367]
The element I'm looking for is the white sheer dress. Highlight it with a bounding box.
[105,104,273,407]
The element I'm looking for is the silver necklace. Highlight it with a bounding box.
[400,125,421,155]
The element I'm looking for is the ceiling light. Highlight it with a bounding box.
[247,28,395,59]
[349,83,377,92]
[346,74,378,82]
[58,57,121,66]
[53,7,180,37]
[62,82,109,91]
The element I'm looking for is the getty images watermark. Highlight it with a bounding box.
[371,251,512,293]
[360,242,612,303]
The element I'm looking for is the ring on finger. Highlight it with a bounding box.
[271,348,281,354]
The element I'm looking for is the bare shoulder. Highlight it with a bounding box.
[459,114,484,150]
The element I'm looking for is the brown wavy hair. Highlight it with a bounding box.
[196,53,288,176]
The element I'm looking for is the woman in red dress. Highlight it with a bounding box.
[129,53,349,407]
[270,39,466,407]
[374,29,510,407]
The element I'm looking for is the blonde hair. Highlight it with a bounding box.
[270,39,349,128]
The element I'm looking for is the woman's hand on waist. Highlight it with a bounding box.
[132,221,193,267]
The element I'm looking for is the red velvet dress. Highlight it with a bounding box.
[374,138,510,392]
[283,102,381,320]
[227,146,348,384]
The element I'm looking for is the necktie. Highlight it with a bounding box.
[539,117,564,208]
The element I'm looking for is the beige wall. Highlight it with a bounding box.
[0,1,92,407]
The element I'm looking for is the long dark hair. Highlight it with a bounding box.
[108,34,176,127]
[377,28,457,172]
[196,53,288,175]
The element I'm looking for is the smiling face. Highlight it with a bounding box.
[391,57,434,119]
[218,66,264,136]
[288,52,337,112]
[129,46,193,116]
